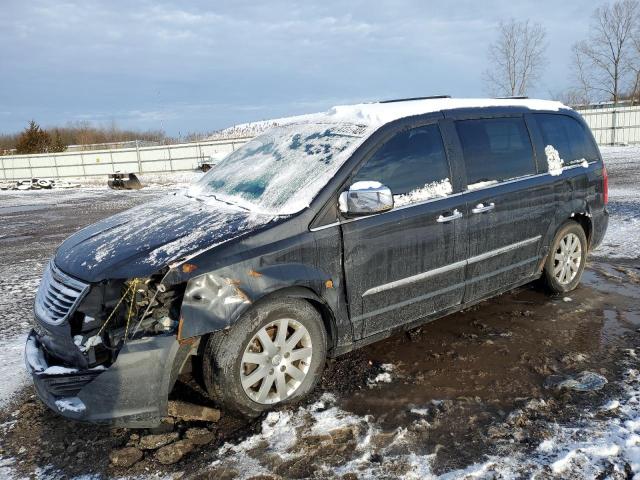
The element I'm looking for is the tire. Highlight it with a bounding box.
[202,297,327,418]
[543,221,588,294]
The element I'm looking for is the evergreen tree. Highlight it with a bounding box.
[15,120,52,154]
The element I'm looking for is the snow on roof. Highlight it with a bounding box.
[209,98,567,140]
[324,97,567,127]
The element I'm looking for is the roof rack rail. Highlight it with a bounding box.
[379,95,451,104]
[494,96,529,99]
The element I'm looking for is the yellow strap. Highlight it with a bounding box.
[123,279,138,343]
[95,281,136,339]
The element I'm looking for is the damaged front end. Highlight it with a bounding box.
[26,261,192,427]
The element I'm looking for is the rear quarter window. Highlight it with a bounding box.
[455,117,536,187]
[533,114,599,165]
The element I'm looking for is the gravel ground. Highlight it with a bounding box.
[0,148,639,479]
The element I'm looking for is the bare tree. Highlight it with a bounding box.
[569,43,593,105]
[573,0,639,104]
[483,19,547,97]
[628,18,640,103]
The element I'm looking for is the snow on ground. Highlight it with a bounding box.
[597,186,640,259]
[0,335,28,409]
[595,146,640,259]
[54,171,202,189]
[439,367,640,479]
[204,364,640,478]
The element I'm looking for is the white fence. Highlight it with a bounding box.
[578,105,640,145]
[0,138,251,181]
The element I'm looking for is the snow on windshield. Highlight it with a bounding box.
[190,123,370,215]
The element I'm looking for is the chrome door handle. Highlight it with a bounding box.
[472,202,495,214]
[437,209,463,223]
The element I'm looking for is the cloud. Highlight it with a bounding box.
[0,0,595,134]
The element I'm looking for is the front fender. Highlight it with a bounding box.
[178,262,336,340]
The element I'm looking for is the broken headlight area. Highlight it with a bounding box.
[69,276,185,368]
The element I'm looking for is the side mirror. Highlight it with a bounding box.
[338,181,394,217]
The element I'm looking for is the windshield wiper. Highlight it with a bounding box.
[204,192,251,212]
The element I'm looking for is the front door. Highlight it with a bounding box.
[341,122,467,339]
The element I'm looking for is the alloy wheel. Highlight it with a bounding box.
[240,318,313,404]
[553,232,582,285]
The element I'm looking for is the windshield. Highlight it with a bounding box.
[188,122,369,214]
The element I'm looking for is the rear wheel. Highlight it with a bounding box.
[202,297,327,418]
[543,221,588,293]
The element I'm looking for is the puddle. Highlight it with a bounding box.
[338,263,640,429]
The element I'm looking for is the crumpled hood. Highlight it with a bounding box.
[54,192,276,282]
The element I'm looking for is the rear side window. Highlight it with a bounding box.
[353,124,452,205]
[534,114,599,164]
[455,117,536,187]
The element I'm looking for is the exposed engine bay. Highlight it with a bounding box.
[70,275,185,368]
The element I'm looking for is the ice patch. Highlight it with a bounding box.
[54,397,86,413]
[42,366,78,375]
[537,439,555,453]
[368,363,395,387]
[394,178,452,207]
[545,145,564,176]
[410,407,430,416]
[545,371,608,392]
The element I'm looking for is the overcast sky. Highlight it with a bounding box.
[0,0,595,136]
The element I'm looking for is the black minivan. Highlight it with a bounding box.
[26,98,608,426]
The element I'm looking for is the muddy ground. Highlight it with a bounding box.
[1,157,639,478]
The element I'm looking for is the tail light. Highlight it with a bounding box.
[603,165,609,205]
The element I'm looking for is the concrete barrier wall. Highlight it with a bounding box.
[0,138,251,180]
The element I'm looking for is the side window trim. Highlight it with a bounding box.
[524,112,545,175]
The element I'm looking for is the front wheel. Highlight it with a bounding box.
[543,221,588,294]
[202,297,327,418]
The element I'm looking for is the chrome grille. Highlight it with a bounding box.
[35,261,90,325]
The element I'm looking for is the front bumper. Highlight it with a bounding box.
[25,330,182,428]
